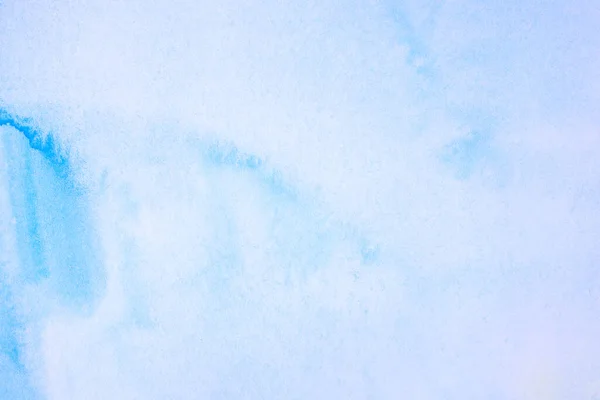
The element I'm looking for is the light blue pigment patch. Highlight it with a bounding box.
[440,130,492,179]
[0,108,105,313]
[205,143,333,280]
[360,242,380,265]
[200,139,377,283]
[438,107,512,185]
[194,139,321,287]
[384,1,441,79]
[203,140,296,199]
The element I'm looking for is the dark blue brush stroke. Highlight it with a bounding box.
[0,108,70,179]
[1,108,104,307]
[1,107,105,399]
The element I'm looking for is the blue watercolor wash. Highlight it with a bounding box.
[1,108,105,313]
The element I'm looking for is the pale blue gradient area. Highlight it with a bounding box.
[0,0,599,398]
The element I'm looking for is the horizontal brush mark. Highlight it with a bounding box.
[0,108,105,312]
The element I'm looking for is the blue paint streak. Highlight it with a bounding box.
[1,108,105,310]
[2,124,48,282]
[1,107,106,399]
